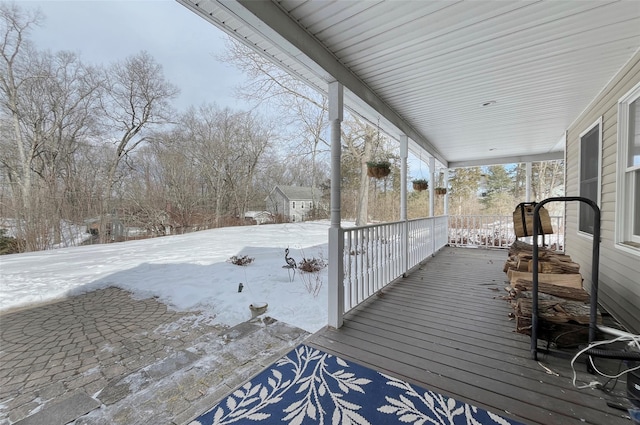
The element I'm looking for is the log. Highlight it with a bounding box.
[516,258,530,271]
[517,252,533,260]
[547,254,574,263]
[507,241,576,276]
[513,278,590,302]
[514,295,601,347]
[503,260,517,273]
[509,240,537,257]
[527,259,580,274]
[508,271,583,289]
[509,289,561,308]
[515,298,596,325]
[549,256,580,269]
[508,240,568,258]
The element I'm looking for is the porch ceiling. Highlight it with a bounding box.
[177,0,640,168]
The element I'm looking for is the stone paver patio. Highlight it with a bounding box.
[0,287,308,424]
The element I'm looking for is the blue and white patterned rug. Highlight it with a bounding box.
[190,345,524,425]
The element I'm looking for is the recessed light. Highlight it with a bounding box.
[482,101,497,107]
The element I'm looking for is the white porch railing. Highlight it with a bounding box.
[336,214,562,319]
[342,216,448,313]
[448,215,564,251]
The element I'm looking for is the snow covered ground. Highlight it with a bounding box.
[0,221,341,333]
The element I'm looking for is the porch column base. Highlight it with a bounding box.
[328,227,344,329]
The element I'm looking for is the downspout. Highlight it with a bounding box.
[328,82,344,329]
[400,135,408,277]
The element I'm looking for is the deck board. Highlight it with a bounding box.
[307,247,630,425]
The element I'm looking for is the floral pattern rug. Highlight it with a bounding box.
[190,345,524,425]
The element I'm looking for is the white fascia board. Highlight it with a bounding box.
[449,151,564,168]
[192,0,447,167]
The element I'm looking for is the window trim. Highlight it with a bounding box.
[577,116,602,239]
[615,81,640,253]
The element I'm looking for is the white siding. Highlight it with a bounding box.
[565,51,640,333]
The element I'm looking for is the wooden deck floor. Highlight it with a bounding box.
[307,247,630,425]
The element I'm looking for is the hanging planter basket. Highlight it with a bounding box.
[412,180,428,191]
[367,161,391,179]
[435,187,447,195]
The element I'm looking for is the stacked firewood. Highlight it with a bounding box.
[502,241,600,348]
[503,240,580,274]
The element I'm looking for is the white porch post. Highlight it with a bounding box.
[526,162,532,202]
[400,135,409,276]
[444,168,450,215]
[328,81,344,329]
[429,157,435,217]
[429,157,436,255]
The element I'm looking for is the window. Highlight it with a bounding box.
[578,118,602,235]
[309,201,313,209]
[617,82,640,249]
[292,201,296,209]
[301,202,304,209]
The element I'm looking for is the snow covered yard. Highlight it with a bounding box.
[0,221,336,333]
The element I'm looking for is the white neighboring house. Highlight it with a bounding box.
[243,211,274,225]
[265,185,323,222]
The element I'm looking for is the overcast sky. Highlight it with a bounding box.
[20,0,429,176]
[24,0,250,112]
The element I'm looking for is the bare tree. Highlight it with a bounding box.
[512,160,565,215]
[175,104,273,227]
[181,104,232,228]
[98,50,178,241]
[222,39,328,203]
[0,3,43,250]
[223,39,403,224]
[225,111,272,219]
[1,4,103,250]
[340,117,396,225]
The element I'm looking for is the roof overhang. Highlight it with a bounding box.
[177,0,640,169]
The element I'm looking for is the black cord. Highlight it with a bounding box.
[595,358,623,394]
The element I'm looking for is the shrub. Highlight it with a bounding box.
[0,229,23,255]
[297,253,327,297]
[298,256,327,273]
[227,255,254,266]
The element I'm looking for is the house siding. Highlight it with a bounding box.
[265,188,288,218]
[266,186,322,222]
[565,51,640,333]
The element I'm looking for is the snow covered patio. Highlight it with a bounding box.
[0,287,308,424]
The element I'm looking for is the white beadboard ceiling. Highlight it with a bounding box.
[177,0,640,168]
